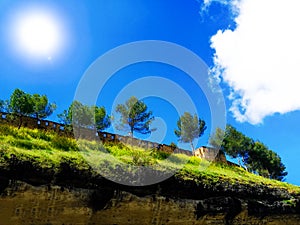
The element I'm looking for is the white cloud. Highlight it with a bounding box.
[210,0,300,124]
[201,0,240,16]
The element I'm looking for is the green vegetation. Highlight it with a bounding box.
[0,88,289,183]
[115,96,154,137]
[282,198,297,207]
[31,93,57,120]
[174,112,207,153]
[209,125,287,181]
[0,100,4,112]
[58,100,111,132]
[2,89,110,132]
[0,124,299,195]
[2,88,56,129]
[10,88,36,128]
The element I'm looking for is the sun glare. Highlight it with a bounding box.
[12,8,64,60]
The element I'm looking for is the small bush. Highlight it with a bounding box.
[0,125,26,139]
[26,129,52,141]
[105,144,131,156]
[77,139,106,152]
[150,149,170,160]
[188,156,202,166]
[59,154,90,170]
[17,128,33,140]
[131,150,156,166]
[169,142,178,149]
[51,135,79,151]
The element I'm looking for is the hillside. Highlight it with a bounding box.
[0,124,300,224]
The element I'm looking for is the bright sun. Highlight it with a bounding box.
[13,10,63,59]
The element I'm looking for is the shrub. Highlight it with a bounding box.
[105,143,131,156]
[0,125,26,139]
[170,142,178,149]
[77,139,106,152]
[59,154,90,170]
[51,135,79,151]
[131,150,156,166]
[150,149,170,160]
[25,128,52,141]
[188,156,202,166]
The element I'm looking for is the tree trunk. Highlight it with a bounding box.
[129,127,134,146]
[237,157,241,167]
[130,126,134,138]
[190,142,195,155]
[18,115,22,129]
[242,156,248,171]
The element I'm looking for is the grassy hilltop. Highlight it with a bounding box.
[0,124,299,195]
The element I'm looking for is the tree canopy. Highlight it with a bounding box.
[115,96,154,137]
[58,101,110,132]
[0,100,6,113]
[0,100,3,111]
[31,94,56,120]
[4,89,57,128]
[209,127,225,150]
[0,100,10,113]
[10,89,33,115]
[174,112,207,153]
[93,105,111,131]
[9,89,34,128]
[248,141,287,180]
[209,125,287,181]
[224,125,253,167]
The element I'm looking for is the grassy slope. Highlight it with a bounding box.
[0,124,299,195]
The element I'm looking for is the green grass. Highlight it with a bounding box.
[0,124,300,195]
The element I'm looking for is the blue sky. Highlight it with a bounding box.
[1,0,300,185]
